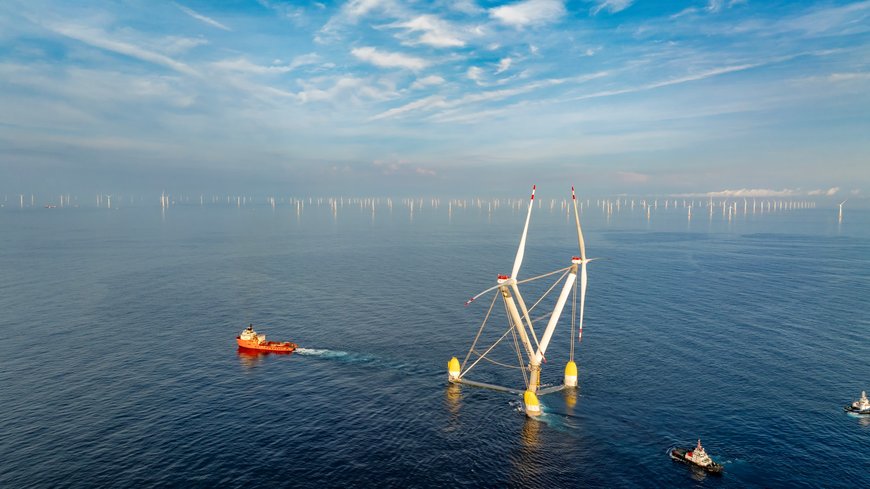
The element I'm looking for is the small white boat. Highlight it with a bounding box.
[845,391,870,415]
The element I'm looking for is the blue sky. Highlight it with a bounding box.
[0,0,868,197]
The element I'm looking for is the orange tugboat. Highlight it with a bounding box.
[236,324,297,353]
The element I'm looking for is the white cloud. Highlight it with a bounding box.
[670,7,698,19]
[351,46,429,71]
[174,3,231,31]
[495,57,512,74]
[212,53,320,74]
[369,95,448,120]
[671,0,743,18]
[451,0,484,15]
[490,0,566,28]
[411,75,445,89]
[344,0,393,19]
[388,15,465,48]
[706,188,801,197]
[828,72,870,82]
[372,75,584,121]
[591,0,634,16]
[807,187,841,196]
[566,61,767,103]
[467,66,484,83]
[296,76,396,104]
[372,158,436,177]
[159,36,209,55]
[46,23,198,76]
[317,0,400,42]
[706,0,724,13]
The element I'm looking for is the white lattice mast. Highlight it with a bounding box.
[449,185,593,418]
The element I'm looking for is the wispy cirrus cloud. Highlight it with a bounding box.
[370,74,605,121]
[174,3,231,31]
[296,76,398,104]
[467,66,484,84]
[490,0,566,28]
[566,61,765,103]
[317,0,402,42]
[671,0,745,19]
[591,0,634,16]
[677,188,802,197]
[369,95,448,120]
[351,46,429,71]
[386,14,466,48]
[373,158,437,177]
[212,53,320,74]
[45,22,198,76]
[411,75,445,89]
[158,36,209,55]
[828,72,870,82]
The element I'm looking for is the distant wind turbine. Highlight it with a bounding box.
[838,200,847,222]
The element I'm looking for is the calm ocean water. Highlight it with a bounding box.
[1,198,868,488]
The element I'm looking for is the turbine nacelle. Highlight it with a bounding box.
[496,274,512,285]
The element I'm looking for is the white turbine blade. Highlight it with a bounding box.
[510,185,536,280]
[465,283,501,306]
[572,186,587,261]
[535,272,577,363]
[572,186,589,343]
[578,262,587,342]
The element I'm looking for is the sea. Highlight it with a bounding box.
[1,197,867,488]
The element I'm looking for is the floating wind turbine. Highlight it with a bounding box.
[451,186,593,417]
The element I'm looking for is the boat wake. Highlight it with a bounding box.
[508,400,580,432]
[295,347,434,377]
[295,348,376,363]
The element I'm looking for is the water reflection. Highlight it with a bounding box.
[237,347,266,368]
[508,418,544,487]
[445,383,461,416]
[847,412,870,427]
[563,387,578,413]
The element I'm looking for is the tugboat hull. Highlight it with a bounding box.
[844,406,870,415]
[668,448,724,474]
[236,337,297,353]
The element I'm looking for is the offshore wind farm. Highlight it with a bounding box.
[2,189,868,487]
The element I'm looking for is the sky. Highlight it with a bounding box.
[0,0,868,198]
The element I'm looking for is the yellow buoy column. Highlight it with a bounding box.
[448,357,460,382]
[524,390,541,416]
[564,361,578,387]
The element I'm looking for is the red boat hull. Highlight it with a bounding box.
[236,336,297,353]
